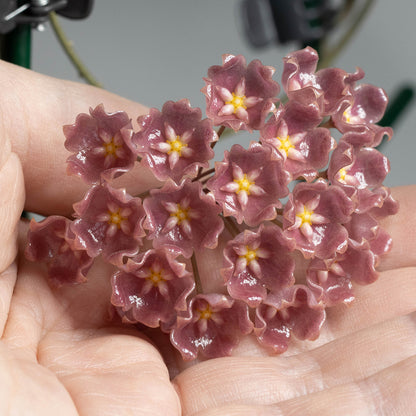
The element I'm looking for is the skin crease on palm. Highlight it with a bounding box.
[0,60,415,416]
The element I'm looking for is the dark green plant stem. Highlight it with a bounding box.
[0,24,31,67]
[49,11,103,87]
[377,85,415,150]
[379,85,415,128]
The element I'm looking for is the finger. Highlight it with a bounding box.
[173,312,416,415]
[379,185,416,271]
[0,131,25,270]
[0,60,159,216]
[323,266,416,340]
[271,354,416,416]
[0,129,24,336]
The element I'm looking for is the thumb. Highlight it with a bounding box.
[0,132,25,272]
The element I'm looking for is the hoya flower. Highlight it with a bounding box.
[255,285,325,353]
[306,239,378,307]
[25,216,93,286]
[344,187,398,259]
[328,140,390,200]
[64,104,136,184]
[207,143,290,226]
[283,179,354,259]
[170,293,253,360]
[260,104,335,181]
[202,54,279,131]
[111,249,195,330]
[132,99,217,183]
[332,84,392,147]
[282,46,364,116]
[143,179,224,258]
[222,223,295,307]
[71,183,146,265]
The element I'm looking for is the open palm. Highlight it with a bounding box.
[1,60,415,416]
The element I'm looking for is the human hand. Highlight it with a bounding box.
[1,60,415,416]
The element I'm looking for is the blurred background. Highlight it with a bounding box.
[2,0,415,187]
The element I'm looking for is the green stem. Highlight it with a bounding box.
[318,0,375,69]
[49,11,103,87]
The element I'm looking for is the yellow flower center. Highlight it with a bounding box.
[103,138,120,157]
[241,246,258,264]
[234,174,253,194]
[277,136,294,155]
[297,206,313,226]
[170,204,189,225]
[198,304,213,320]
[338,168,347,182]
[226,93,247,113]
[168,136,187,156]
[148,268,165,287]
[343,109,352,123]
[108,208,125,228]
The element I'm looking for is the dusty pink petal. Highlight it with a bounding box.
[255,285,325,353]
[282,47,365,116]
[64,104,135,184]
[202,54,279,131]
[25,215,93,286]
[283,180,354,259]
[328,141,390,198]
[222,223,295,307]
[207,143,290,226]
[71,183,146,265]
[111,249,195,329]
[315,66,364,116]
[369,227,393,258]
[333,84,389,128]
[132,99,217,183]
[260,105,335,181]
[306,258,354,307]
[170,293,253,360]
[143,179,224,258]
[368,186,400,219]
[282,47,319,93]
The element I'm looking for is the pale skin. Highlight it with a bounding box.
[0,59,415,416]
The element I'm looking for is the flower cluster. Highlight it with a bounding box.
[25,47,398,360]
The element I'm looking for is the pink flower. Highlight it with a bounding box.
[283,180,354,259]
[306,239,378,307]
[255,285,325,353]
[260,103,335,181]
[64,104,136,184]
[282,47,364,116]
[328,140,390,200]
[207,143,290,226]
[340,84,388,124]
[170,293,253,360]
[202,54,279,131]
[143,179,224,258]
[222,223,295,307]
[343,187,398,259]
[71,183,146,265]
[25,216,93,286]
[111,249,195,330]
[132,99,217,183]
